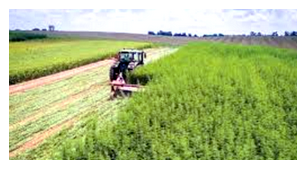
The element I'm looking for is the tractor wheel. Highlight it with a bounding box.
[109,67,116,81]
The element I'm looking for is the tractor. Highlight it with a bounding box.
[109,49,146,98]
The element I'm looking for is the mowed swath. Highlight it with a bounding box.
[9,47,177,158]
[9,58,115,94]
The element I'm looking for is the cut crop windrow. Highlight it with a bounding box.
[9,80,109,130]
[9,93,127,158]
[9,68,109,124]
[9,85,111,151]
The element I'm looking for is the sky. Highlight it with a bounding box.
[9,9,297,35]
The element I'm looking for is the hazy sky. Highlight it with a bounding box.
[9,9,297,35]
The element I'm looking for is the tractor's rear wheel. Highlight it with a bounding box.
[109,67,117,81]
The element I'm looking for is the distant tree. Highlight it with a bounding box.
[202,34,208,37]
[250,31,256,36]
[188,33,192,37]
[257,32,262,36]
[174,33,188,37]
[213,34,218,37]
[290,31,297,36]
[157,30,163,36]
[14,29,21,31]
[174,33,180,37]
[284,31,290,36]
[218,33,224,37]
[194,34,198,37]
[157,30,172,36]
[32,28,40,31]
[272,31,278,36]
[42,28,47,31]
[49,25,55,31]
[148,31,155,35]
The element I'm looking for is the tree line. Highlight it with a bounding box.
[249,31,297,37]
[148,30,297,37]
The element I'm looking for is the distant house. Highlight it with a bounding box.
[49,25,55,31]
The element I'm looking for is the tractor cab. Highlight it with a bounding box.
[117,49,146,65]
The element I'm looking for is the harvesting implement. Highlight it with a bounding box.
[109,49,146,98]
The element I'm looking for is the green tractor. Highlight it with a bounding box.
[109,49,146,98]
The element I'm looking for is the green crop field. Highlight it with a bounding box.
[10,42,297,160]
[9,39,152,84]
[36,42,296,160]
